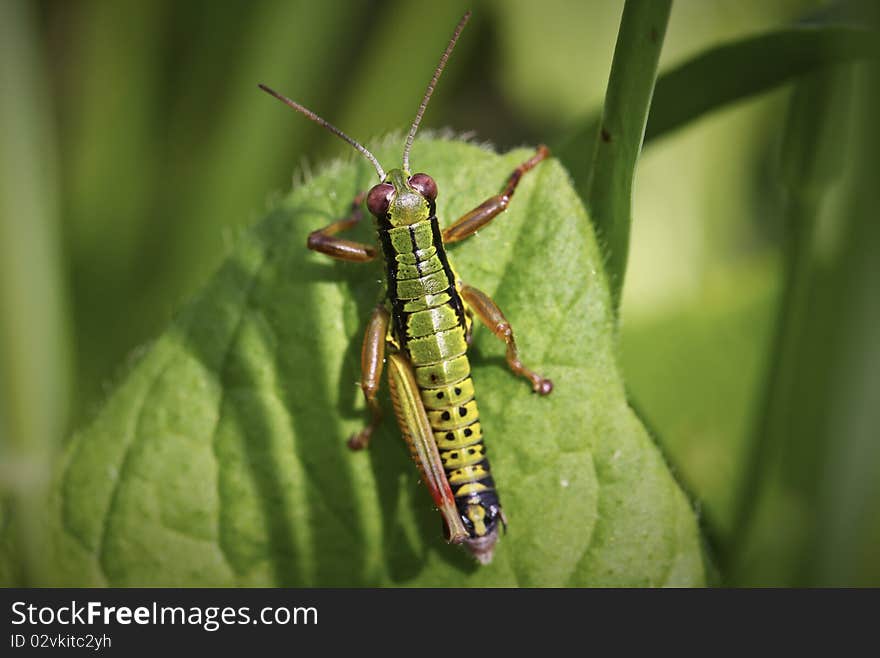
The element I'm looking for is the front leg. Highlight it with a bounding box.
[308,192,378,262]
[442,145,549,244]
[460,283,553,395]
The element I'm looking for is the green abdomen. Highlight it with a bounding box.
[378,217,500,532]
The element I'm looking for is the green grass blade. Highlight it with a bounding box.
[0,0,70,585]
[579,0,672,317]
[646,25,880,143]
[61,0,174,424]
[728,63,878,585]
[807,94,880,584]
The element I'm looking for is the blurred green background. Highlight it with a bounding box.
[1,0,877,586]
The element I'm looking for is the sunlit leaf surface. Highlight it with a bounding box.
[48,138,703,586]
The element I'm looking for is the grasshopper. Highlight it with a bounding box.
[260,12,552,563]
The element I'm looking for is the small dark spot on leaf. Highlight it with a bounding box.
[601,127,612,143]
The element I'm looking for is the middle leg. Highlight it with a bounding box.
[460,283,553,395]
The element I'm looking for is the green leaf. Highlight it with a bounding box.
[44,138,704,586]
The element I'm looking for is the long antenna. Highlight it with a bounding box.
[259,83,386,180]
[402,11,471,174]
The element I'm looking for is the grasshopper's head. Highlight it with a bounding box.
[366,169,437,226]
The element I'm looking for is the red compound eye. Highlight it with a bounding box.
[366,182,394,216]
[409,173,437,201]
